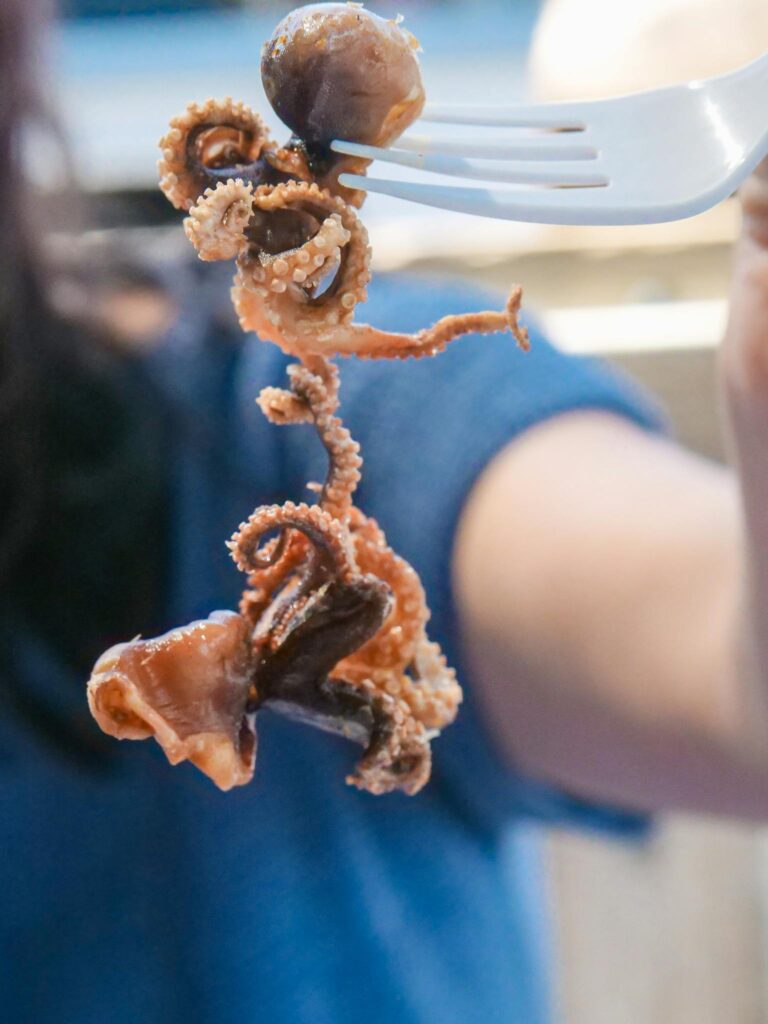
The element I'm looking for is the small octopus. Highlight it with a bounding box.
[87,2,528,796]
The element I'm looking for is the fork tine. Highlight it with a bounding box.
[337,174,632,225]
[420,101,587,130]
[397,132,597,160]
[330,141,606,186]
[338,173,730,225]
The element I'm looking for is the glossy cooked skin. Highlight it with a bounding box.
[261,3,425,152]
[261,3,424,197]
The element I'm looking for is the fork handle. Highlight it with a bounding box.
[717,51,768,91]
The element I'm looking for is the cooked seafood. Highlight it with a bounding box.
[88,3,528,795]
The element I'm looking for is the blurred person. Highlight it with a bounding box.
[6,2,768,1024]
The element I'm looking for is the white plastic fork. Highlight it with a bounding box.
[330,52,768,226]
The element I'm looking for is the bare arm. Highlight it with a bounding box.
[454,164,768,821]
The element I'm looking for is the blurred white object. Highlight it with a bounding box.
[530,0,768,99]
[334,52,768,225]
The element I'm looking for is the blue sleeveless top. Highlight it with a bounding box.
[0,268,659,1023]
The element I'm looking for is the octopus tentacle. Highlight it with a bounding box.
[320,284,530,360]
[238,531,310,625]
[258,212,348,291]
[331,507,462,731]
[232,182,372,355]
[339,508,427,672]
[184,179,254,262]
[226,179,526,360]
[249,356,347,637]
[346,682,431,796]
[288,363,361,520]
[257,353,339,426]
[265,144,313,183]
[158,98,279,212]
[250,366,462,733]
[339,647,462,734]
[228,501,357,582]
[255,552,326,652]
[409,636,462,730]
[256,384,314,426]
[248,181,354,286]
[341,567,460,729]
[233,497,358,643]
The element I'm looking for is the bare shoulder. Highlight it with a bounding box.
[454,410,734,617]
[452,410,740,782]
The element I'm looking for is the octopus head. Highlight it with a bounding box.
[261,3,425,152]
[86,611,257,791]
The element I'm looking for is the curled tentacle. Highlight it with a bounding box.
[254,553,325,653]
[257,359,360,519]
[158,98,286,212]
[257,353,339,426]
[184,179,254,261]
[255,211,348,292]
[229,501,357,582]
[238,531,309,625]
[232,501,356,649]
[231,181,372,356]
[247,181,354,289]
[228,179,527,361]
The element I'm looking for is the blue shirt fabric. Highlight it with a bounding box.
[1,269,660,1023]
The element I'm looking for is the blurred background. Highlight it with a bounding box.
[54,1,768,1020]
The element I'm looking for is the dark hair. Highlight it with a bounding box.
[0,0,48,580]
[0,0,168,763]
